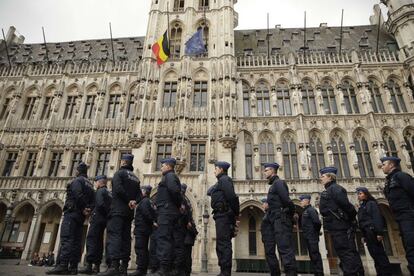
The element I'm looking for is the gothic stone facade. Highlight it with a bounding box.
[0,0,414,274]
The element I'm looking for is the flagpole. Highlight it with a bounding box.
[267,13,270,60]
[167,1,171,51]
[42,27,49,63]
[303,11,307,54]
[1,29,12,68]
[376,11,381,56]
[109,22,116,66]
[339,9,344,55]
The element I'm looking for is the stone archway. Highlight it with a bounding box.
[33,203,62,257]
[0,202,9,244]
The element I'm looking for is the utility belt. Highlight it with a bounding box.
[212,202,229,214]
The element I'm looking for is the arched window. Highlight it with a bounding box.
[368,80,385,113]
[282,133,299,179]
[309,133,325,179]
[245,134,253,179]
[0,89,14,120]
[342,80,360,114]
[170,22,183,59]
[382,131,398,157]
[321,80,338,114]
[197,22,209,56]
[277,81,292,116]
[83,85,98,119]
[199,0,209,10]
[388,79,407,113]
[331,134,351,178]
[40,87,55,120]
[256,81,271,116]
[106,84,122,118]
[173,0,185,11]
[403,129,414,173]
[354,132,374,177]
[259,134,274,165]
[242,82,250,116]
[163,81,177,107]
[193,80,208,107]
[248,216,257,256]
[301,80,316,115]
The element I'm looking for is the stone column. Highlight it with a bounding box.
[53,215,64,256]
[21,212,42,260]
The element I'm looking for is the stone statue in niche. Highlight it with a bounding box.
[401,145,412,168]
[250,92,257,107]
[210,141,216,161]
[75,96,82,114]
[211,120,216,138]
[119,94,126,112]
[225,119,230,135]
[271,90,277,107]
[8,97,19,113]
[31,98,40,118]
[276,147,283,169]
[299,147,307,170]
[379,144,387,159]
[373,144,382,167]
[327,146,334,166]
[145,141,151,161]
[292,89,301,114]
[350,145,359,169]
[306,147,312,169]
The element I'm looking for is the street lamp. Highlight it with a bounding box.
[201,208,210,272]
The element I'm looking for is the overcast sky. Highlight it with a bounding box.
[0,0,384,44]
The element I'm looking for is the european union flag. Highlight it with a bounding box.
[185,29,206,56]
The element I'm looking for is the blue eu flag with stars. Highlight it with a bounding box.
[185,29,206,56]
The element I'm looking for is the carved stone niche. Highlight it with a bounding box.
[128,135,145,149]
[219,137,237,149]
[175,160,186,175]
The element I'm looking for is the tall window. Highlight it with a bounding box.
[106,95,121,118]
[70,151,85,176]
[368,80,385,113]
[245,139,253,180]
[388,80,407,113]
[242,83,250,116]
[48,152,63,177]
[21,97,37,120]
[170,23,182,59]
[63,96,77,119]
[282,134,299,179]
[321,81,338,114]
[342,81,360,114]
[193,81,208,107]
[2,152,17,176]
[24,152,38,177]
[83,95,96,119]
[259,136,274,165]
[404,129,414,173]
[96,152,110,176]
[197,23,209,56]
[156,144,172,170]
[190,143,206,171]
[126,94,135,119]
[256,82,271,116]
[302,80,316,115]
[248,216,257,256]
[173,0,184,11]
[0,98,10,120]
[382,131,398,157]
[309,134,325,179]
[199,0,209,10]
[163,82,177,107]
[331,135,351,178]
[354,134,374,177]
[40,97,52,120]
[277,82,292,116]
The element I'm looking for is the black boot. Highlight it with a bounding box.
[99,260,120,276]
[92,264,101,274]
[128,270,146,276]
[79,263,93,274]
[148,266,169,276]
[119,261,128,276]
[46,263,69,275]
[68,262,79,275]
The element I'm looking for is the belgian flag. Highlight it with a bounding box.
[152,30,170,66]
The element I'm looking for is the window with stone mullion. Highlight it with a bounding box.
[21,97,37,120]
[354,137,374,177]
[242,84,250,116]
[24,152,38,177]
[321,82,338,115]
[277,85,292,116]
[0,98,10,120]
[404,130,414,173]
[309,136,325,179]
[245,142,253,180]
[388,80,407,113]
[199,0,209,10]
[342,82,360,114]
[190,143,206,172]
[70,152,85,176]
[283,139,299,179]
[302,82,316,115]
[170,25,182,59]
[368,80,385,113]
[126,94,135,119]
[40,97,52,120]
[106,95,121,118]
[382,133,398,157]
[63,96,77,120]
[2,152,17,176]
[83,95,96,119]
[248,216,257,256]
[256,84,271,116]
[48,152,63,177]
[173,0,185,11]
[96,152,111,176]
[193,81,208,107]
[163,82,177,107]
[331,137,350,178]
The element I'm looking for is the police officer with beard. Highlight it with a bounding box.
[80,175,112,275]
[101,154,141,276]
[181,184,198,276]
[356,187,391,276]
[150,158,183,276]
[299,195,323,276]
[319,167,364,276]
[207,161,240,276]
[263,162,297,276]
[260,198,280,276]
[381,156,414,275]
[47,162,95,275]
[130,185,156,276]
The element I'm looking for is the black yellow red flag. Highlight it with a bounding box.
[152,31,170,65]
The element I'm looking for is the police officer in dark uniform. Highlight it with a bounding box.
[263,162,297,276]
[299,194,323,276]
[47,162,95,275]
[130,185,156,276]
[356,186,391,276]
[260,197,280,276]
[381,156,414,275]
[80,175,112,275]
[101,154,141,276]
[207,161,240,276]
[181,184,198,276]
[318,167,364,276]
[150,158,183,276]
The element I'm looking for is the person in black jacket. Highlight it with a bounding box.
[319,167,364,276]
[101,154,141,276]
[47,162,95,275]
[381,156,414,275]
[130,185,156,276]
[299,194,323,276]
[356,187,391,276]
[80,175,112,275]
[207,161,240,276]
[150,158,183,276]
[181,184,198,276]
[263,162,297,276]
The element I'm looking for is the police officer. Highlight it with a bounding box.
[130,185,156,276]
[263,162,297,276]
[181,184,198,276]
[299,195,323,276]
[318,167,364,276]
[381,156,414,275]
[47,162,95,275]
[260,198,280,276]
[150,158,183,276]
[207,161,240,276]
[101,154,141,276]
[356,187,391,276]
[148,225,159,274]
[80,175,112,275]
